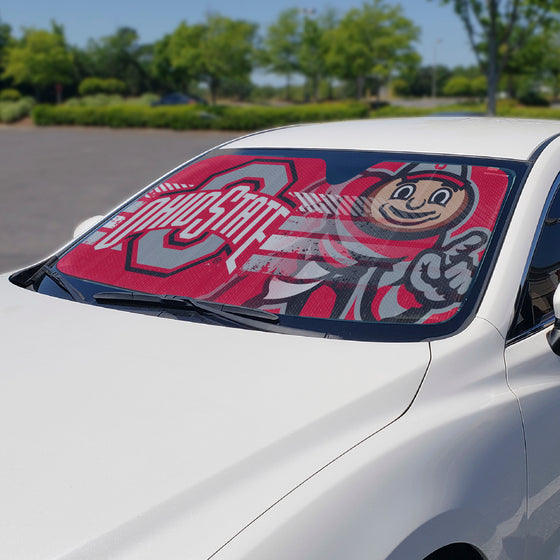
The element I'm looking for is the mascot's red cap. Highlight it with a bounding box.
[397,162,471,189]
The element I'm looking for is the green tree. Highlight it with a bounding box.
[162,22,205,94]
[432,0,560,115]
[166,16,256,104]
[198,15,257,104]
[3,23,74,101]
[443,75,472,96]
[298,9,337,102]
[539,33,560,101]
[470,74,488,97]
[151,31,195,93]
[0,19,12,66]
[442,74,486,97]
[0,19,13,91]
[396,64,452,97]
[78,77,126,96]
[325,0,419,99]
[84,27,152,94]
[260,8,302,100]
[501,29,560,100]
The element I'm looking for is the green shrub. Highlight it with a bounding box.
[443,76,472,97]
[497,105,560,119]
[32,104,214,129]
[391,79,409,97]
[211,102,369,130]
[0,97,34,123]
[65,94,124,108]
[517,91,550,107]
[64,93,160,108]
[78,77,127,96]
[32,101,369,130]
[369,102,488,118]
[371,105,432,118]
[496,98,518,110]
[0,88,22,102]
[470,76,488,97]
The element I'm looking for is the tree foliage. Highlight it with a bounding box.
[162,15,256,104]
[260,8,302,100]
[433,0,560,114]
[2,23,74,100]
[0,19,13,91]
[151,31,192,93]
[396,64,453,97]
[0,19,12,66]
[500,29,560,99]
[78,77,126,96]
[298,9,337,102]
[199,15,257,104]
[82,27,152,95]
[325,0,419,98]
[442,74,486,96]
[538,32,560,100]
[164,22,205,92]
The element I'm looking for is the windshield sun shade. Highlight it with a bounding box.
[56,149,519,335]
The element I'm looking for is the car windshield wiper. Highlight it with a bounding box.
[94,290,277,319]
[41,265,87,303]
[93,291,326,337]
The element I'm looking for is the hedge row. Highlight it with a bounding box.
[498,105,560,119]
[369,101,560,119]
[0,97,34,123]
[78,77,126,96]
[64,93,159,108]
[0,88,22,102]
[31,102,370,130]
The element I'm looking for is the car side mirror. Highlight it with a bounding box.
[547,285,560,355]
[73,215,103,239]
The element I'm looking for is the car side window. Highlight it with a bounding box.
[510,188,560,338]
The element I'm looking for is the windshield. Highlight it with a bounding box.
[45,148,524,340]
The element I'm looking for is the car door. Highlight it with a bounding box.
[505,184,560,560]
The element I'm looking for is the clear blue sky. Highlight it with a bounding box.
[0,0,477,75]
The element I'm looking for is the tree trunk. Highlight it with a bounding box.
[312,76,319,103]
[486,0,499,115]
[487,55,498,115]
[327,80,333,100]
[209,76,219,105]
[356,75,365,100]
[285,74,292,101]
[55,84,63,104]
[506,75,515,99]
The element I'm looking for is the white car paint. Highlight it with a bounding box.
[213,317,526,560]
[0,280,428,560]
[5,117,560,560]
[227,117,560,159]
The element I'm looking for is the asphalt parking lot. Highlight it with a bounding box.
[0,126,238,272]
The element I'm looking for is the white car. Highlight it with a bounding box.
[3,117,560,560]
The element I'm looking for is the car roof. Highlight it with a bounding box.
[224,117,560,161]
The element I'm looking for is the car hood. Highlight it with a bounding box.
[0,276,430,560]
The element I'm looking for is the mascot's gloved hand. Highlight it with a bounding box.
[408,230,488,305]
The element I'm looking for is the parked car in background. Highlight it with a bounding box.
[5,117,560,560]
[150,92,207,106]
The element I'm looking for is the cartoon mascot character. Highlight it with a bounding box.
[249,161,493,324]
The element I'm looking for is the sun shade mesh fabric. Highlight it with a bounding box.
[58,154,510,324]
